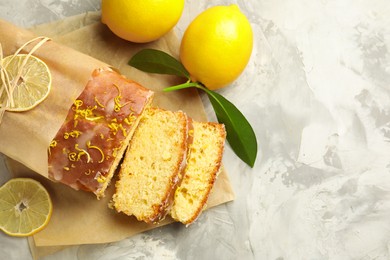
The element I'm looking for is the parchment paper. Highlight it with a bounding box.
[0,12,235,259]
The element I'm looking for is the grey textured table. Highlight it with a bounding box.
[1,0,390,259]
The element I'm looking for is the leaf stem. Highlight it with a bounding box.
[163,82,200,92]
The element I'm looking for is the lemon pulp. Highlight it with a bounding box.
[0,178,52,237]
[0,54,51,112]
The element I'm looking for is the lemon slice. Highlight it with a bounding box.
[0,178,53,237]
[0,54,51,111]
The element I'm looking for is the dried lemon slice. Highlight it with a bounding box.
[0,54,51,111]
[0,178,53,237]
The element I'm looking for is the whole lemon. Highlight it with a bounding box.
[101,0,184,43]
[180,5,253,90]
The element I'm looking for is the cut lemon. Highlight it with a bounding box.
[0,54,51,111]
[0,178,53,237]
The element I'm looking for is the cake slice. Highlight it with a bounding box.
[170,121,226,225]
[48,67,154,198]
[113,107,190,223]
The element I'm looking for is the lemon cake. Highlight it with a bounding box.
[170,121,226,225]
[113,107,190,223]
[48,67,154,198]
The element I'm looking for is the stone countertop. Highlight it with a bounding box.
[1,0,390,259]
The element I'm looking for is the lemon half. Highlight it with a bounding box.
[0,54,51,112]
[0,178,53,237]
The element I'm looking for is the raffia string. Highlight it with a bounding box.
[0,36,51,123]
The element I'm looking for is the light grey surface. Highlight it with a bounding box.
[1,0,390,259]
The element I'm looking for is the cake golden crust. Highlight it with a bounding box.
[48,67,154,198]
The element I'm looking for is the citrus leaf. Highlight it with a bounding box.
[201,87,257,167]
[129,48,258,167]
[128,49,190,78]
[164,83,258,167]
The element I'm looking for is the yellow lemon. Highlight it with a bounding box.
[101,0,185,43]
[180,5,253,90]
[0,54,51,112]
[0,178,53,237]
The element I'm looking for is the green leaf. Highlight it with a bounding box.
[164,83,258,168]
[128,49,190,79]
[201,87,257,167]
[128,48,258,167]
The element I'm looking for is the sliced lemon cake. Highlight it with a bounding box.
[113,107,190,223]
[170,121,226,225]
